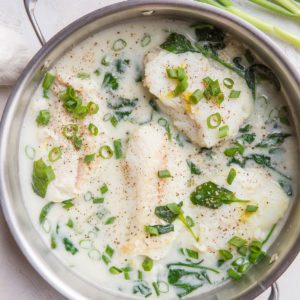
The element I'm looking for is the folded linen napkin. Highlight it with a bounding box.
[0,25,33,86]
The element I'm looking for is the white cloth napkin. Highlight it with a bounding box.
[0,25,33,86]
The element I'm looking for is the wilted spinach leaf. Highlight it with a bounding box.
[102,72,118,90]
[190,181,249,209]
[255,132,291,148]
[186,159,202,175]
[167,261,218,297]
[107,97,138,121]
[160,32,196,53]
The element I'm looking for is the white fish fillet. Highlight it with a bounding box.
[120,124,186,260]
[144,49,253,148]
[192,166,289,252]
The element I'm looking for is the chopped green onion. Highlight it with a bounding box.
[246,205,258,212]
[152,282,160,296]
[227,168,236,185]
[219,249,233,261]
[185,248,199,259]
[48,147,62,162]
[218,125,229,138]
[39,202,54,224]
[167,68,178,79]
[100,183,108,194]
[138,270,143,281]
[238,262,251,273]
[228,236,247,248]
[99,145,113,159]
[158,117,172,140]
[174,77,188,96]
[112,39,127,51]
[51,234,57,249]
[113,139,122,159]
[88,123,98,136]
[84,191,92,201]
[36,109,50,126]
[62,199,74,209]
[84,153,95,165]
[238,246,247,257]
[189,89,203,104]
[224,142,244,157]
[73,105,88,119]
[110,114,118,127]
[229,90,241,99]
[203,77,224,104]
[66,218,74,228]
[25,145,36,160]
[92,197,104,204]
[62,124,78,139]
[105,216,116,225]
[102,255,110,265]
[144,224,174,236]
[223,78,234,89]
[101,55,110,66]
[142,257,153,272]
[158,169,172,178]
[32,159,55,198]
[109,266,123,274]
[88,249,101,260]
[227,268,242,280]
[207,112,222,129]
[87,101,99,115]
[141,34,151,47]
[42,72,55,98]
[105,245,114,258]
[77,72,90,79]
[232,257,245,267]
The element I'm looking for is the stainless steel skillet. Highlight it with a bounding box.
[0,0,300,299]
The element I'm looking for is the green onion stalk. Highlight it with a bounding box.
[196,0,300,48]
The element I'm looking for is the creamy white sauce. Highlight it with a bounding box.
[19,19,297,299]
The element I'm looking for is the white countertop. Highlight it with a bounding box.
[0,0,299,299]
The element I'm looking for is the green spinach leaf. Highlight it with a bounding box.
[190,181,249,209]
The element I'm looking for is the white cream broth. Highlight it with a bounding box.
[19,19,297,299]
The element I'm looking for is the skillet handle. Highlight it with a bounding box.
[23,0,46,46]
[268,283,279,300]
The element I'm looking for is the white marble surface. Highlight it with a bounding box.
[0,0,299,299]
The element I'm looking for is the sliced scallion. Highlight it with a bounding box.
[158,117,172,140]
[100,183,108,194]
[142,257,153,272]
[66,218,74,228]
[218,125,229,138]
[79,239,93,249]
[227,168,236,185]
[189,89,203,104]
[219,249,233,261]
[101,56,110,66]
[25,145,36,160]
[62,124,78,139]
[105,216,116,225]
[84,153,95,165]
[229,90,241,99]
[109,266,123,274]
[99,145,113,159]
[141,34,151,47]
[48,147,62,162]
[113,139,122,159]
[227,268,242,280]
[36,109,50,126]
[112,39,127,51]
[228,236,247,248]
[87,101,99,115]
[223,78,234,89]
[88,123,98,136]
[42,72,55,98]
[158,169,172,178]
[207,112,222,129]
[246,205,258,213]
